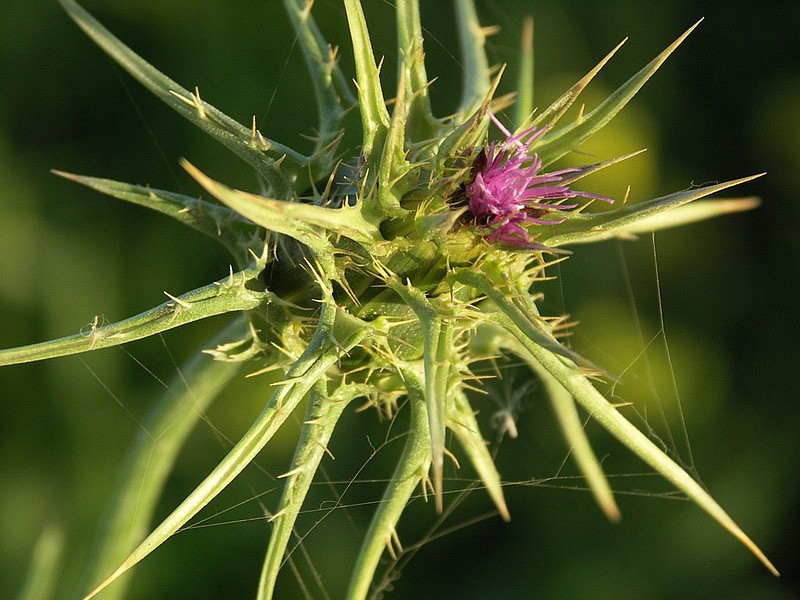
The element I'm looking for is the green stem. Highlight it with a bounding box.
[346,365,431,600]
[257,381,371,600]
[514,16,534,129]
[16,526,64,600]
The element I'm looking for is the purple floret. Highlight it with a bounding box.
[464,113,610,246]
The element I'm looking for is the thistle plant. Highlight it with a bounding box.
[3,1,779,598]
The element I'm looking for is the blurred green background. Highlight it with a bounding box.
[1,1,798,598]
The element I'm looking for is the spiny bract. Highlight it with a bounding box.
[0,1,776,598]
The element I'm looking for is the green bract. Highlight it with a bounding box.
[1,1,777,598]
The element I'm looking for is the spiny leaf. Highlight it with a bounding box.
[529,37,626,131]
[542,174,764,247]
[58,0,299,196]
[563,197,762,244]
[84,306,372,600]
[489,289,619,519]
[343,0,391,163]
[77,320,248,600]
[377,68,412,217]
[557,149,647,187]
[385,279,450,511]
[452,268,598,372]
[0,268,269,367]
[282,0,354,173]
[535,20,702,166]
[454,0,492,119]
[514,339,779,576]
[53,170,253,263]
[434,68,505,171]
[257,381,370,600]
[396,0,438,142]
[428,319,454,510]
[182,161,382,248]
[449,391,511,521]
[512,341,620,521]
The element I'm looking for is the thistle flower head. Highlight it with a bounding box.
[465,113,611,247]
[1,4,775,599]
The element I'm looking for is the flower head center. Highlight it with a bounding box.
[463,113,609,247]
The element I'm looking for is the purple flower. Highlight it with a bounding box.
[464,113,611,247]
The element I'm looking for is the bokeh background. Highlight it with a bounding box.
[1,1,798,598]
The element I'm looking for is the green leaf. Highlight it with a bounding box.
[541,174,764,247]
[59,0,298,197]
[0,268,270,367]
[534,20,702,166]
[53,170,254,264]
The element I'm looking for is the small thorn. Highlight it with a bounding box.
[316,441,336,461]
[190,86,207,119]
[164,291,192,309]
[481,25,501,38]
[267,507,288,523]
[386,527,403,560]
[278,465,306,478]
[443,447,460,469]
